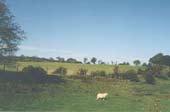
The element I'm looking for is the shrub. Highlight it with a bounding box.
[98,70,106,77]
[90,71,98,77]
[90,70,106,77]
[53,67,67,75]
[155,74,169,80]
[113,66,120,79]
[22,66,47,82]
[150,67,170,80]
[145,72,156,85]
[122,70,139,82]
[167,71,170,78]
[86,62,91,64]
[155,68,169,80]
[22,66,47,76]
[150,65,163,75]
[77,68,88,76]
[137,68,144,74]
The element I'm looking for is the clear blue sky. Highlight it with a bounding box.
[6,0,170,63]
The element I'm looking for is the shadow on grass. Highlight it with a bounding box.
[0,70,65,84]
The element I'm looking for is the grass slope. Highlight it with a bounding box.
[0,72,170,112]
[16,62,141,75]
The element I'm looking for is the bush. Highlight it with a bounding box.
[167,71,170,78]
[90,71,97,77]
[77,68,88,76]
[155,74,169,80]
[22,66,47,82]
[97,70,106,77]
[137,68,144,74]
[113,66,120,79]
[53,67,67,75]
[145,72,156,85]
[150,65,163,75]
[90,70,106,77]
[22,66,47,76]
[121,70,139,82]
[156,68,170,80]
[147,67,170,80]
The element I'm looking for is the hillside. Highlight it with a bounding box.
[0,72,169,112]
[15,62,141,75]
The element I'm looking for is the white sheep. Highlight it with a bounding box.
[96,93,108,100]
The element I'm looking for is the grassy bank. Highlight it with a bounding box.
[15,62,141,75]
[0,71,169,112]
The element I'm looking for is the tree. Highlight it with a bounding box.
[49,57,54,62]
[86,62,91,64]
[119,62,130,65]
[149,53,163,65]
[101,61,105,64]
[91,57,97,64]
[142,63,148,67]
[98,60,105,64]
[133,60,141,66]
[83,58,88,64]
[98,60,102,64]
[56,57,65,62]
[149,53,170,66]
[0,0,25,56]
[66,58,77,63]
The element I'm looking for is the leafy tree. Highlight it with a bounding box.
[83,58,88,64]
[98,60,102,64]
[133,60,141,66]
[66,58,77,63]
[149,53,163,65]
[49,57,54,62]
[91,57,97,64]
[119,62,130,65]
[101,61,105,64]
[56,57,65,62]
[0,0,25,56]
[0,55,14,71]
[142,63,148,67]
[86,62,91,64]
[149,53,170,66]
[98,59,105,64]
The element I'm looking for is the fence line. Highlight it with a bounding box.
[0,63,19,72]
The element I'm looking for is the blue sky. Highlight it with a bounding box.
[6,0,170,63]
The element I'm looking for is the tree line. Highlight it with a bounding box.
[0,54,145,67]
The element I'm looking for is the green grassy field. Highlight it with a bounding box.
[0,74,170,112]
[0,62,168,111]
[13,62,141,75]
